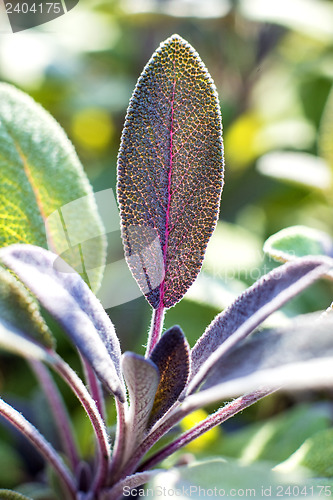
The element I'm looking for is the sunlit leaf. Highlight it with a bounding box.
[264,226,333,278]
[148,326,190,427]
[239,0,333,42]
[319,84,333,177]
[124,0,231,18]
[188,257,332,394]
[282,428,333,477]
[0,491,33,500]
[257,152,331,191]
[0,265,53,348]
[0,244,125,401]
[118,34,224,309]
[218,404,331,465]
[0,83,105,292]
[148,457,314,499]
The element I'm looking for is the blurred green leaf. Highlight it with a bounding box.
[257,152,331,191]
[0,442,24,489]
[239,0,333,42]
[16,484,55,500]
[123,0,231,18]
[263,226,333,272]
[281,428,333,477]
[0,266,53,348]
[203,221,263,283]
[0,492,32,500]
[0,319,51,362]
[319,85,333,176]
[149,457,316,499]
[217,404,332,465]
[0,83,105,292]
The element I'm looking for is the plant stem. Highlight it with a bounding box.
[139,389,273,471]
[0,396,76,499]
[30,359,80,472]
[108,398,127,485]
[50,353,110,494]
[101,470,165,500]
[117,406,184,480]
[80,353,106,421]
[146,305,165,357]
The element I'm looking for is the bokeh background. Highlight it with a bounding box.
[1,0,333,491]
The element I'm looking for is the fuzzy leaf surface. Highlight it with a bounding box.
[184,315,333,410]
[0,265,53,348]
[188,257,332,394]
[118,34,224,309]
[122,352,160,457]
[0,244,125,401]
[0,83,105,291]
[148,326,190,427]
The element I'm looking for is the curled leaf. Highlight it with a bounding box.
[0,244,125,402]
[148,326,190,427]
[118,34,224,309]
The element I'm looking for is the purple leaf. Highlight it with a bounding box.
[148,326,190,427]
[184,315,333,410]
[122,352,160,459]
[188,257,332,395]
[0,244,125,402]
[117,34,224,310]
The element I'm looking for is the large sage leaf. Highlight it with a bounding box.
[188,257,332,394]
[118,35,224,309]
[0,244,125,402]
[0,83,105,292]
[184,315,333,411]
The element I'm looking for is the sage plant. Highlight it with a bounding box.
[0,35,333,500]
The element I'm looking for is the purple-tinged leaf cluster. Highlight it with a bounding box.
[0,34,333,500]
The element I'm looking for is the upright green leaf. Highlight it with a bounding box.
[319,84,333,183]
[0,265,53,348]
[0,84,105,292]
[0,491,33,500]
[264,226,333,279]
[118,35,224,309]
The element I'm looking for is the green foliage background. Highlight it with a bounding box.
[0,0,333,492]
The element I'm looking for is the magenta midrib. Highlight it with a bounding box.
[159,67,176,307]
